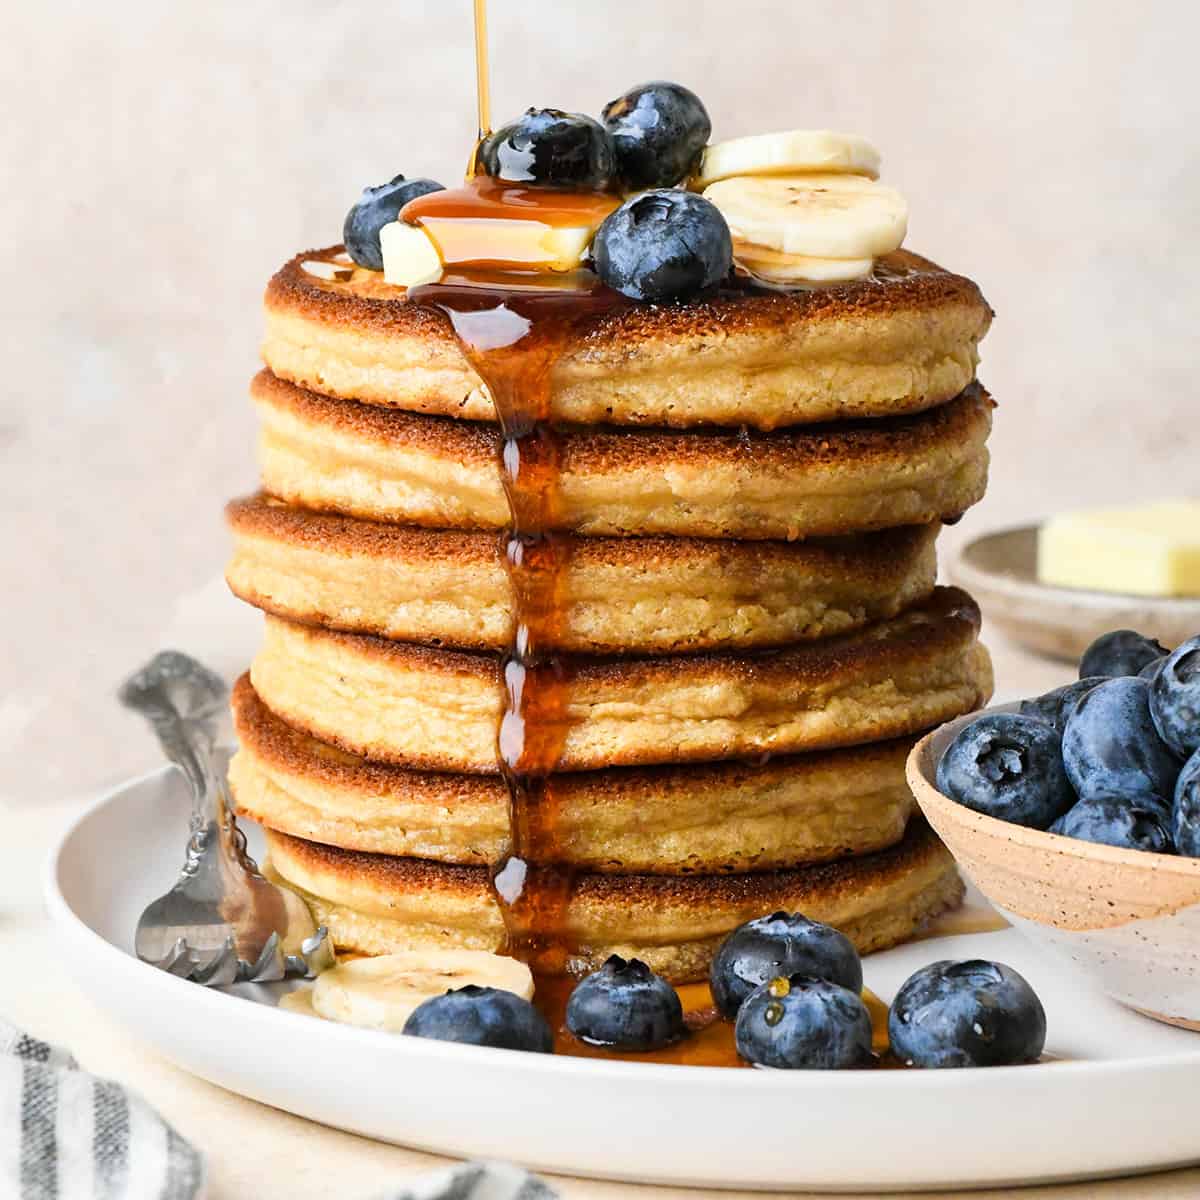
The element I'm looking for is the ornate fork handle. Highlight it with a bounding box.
[119,652,231,875]
[121,650,333,981]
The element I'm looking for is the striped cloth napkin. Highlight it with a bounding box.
[1,1020,556,1200]
[376,1162,557,1200]
[0,1021,204,1199]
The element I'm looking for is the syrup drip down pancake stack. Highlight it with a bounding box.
[224,111,995,985]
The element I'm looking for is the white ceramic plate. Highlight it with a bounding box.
[950,525,1200,662]
[46,766,1200,1193]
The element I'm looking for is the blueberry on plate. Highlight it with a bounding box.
[709,912,862,1019]
[1062,676,1181,805]
[888,960,1046,1068]
[1173,749,1200,857]
[1078,629,1168,680]
[479,108,615,189]
[935,713,1075,829]
[601,80,711,189]
[343,175,445,270]
[592,190,732,303]
[1050,795,1174,853]
[734,975,872,1070]
[565,955,684,1051]
[403,985,553,1053]
[1019,678,1106,735]
[1150,635,1200,759]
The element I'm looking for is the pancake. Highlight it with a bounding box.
[230,675,920,873]
[262,818,964,982]
[248,587,993,773]
[253,371,993,540]
[262,247,992,431]
[226,494,940,654]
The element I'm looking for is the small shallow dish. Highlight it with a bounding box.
[909,705,1200,1030]
[950,526,1200,662]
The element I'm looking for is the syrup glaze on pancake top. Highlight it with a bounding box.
[229,41,999,1063]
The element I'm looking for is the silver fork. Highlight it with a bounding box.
[119,650,335,985]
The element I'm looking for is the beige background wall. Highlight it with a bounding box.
[2,0,1198,802]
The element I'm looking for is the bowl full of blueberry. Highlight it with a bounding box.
[908,629,1200,1030]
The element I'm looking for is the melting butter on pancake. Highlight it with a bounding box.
[261,819,965,982]
[253,371,993,540]
[248,587,993,773]
[262,247,991,430]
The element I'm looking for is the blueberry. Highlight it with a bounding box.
[565,955,683,1051]
[734,975,872,1069]
[593,190,732,303]
[1079,630,1169,680]
[1019,678,1106,735]
[403,985,553,1053]
[709,912,862,1019]
[601,81,711,189]
[888,960,1046,1068]
[1150,635,1200,759]
[1173,749,1200,856]
[1050,795,1174,853]
[479,108,614,189]
[935,713,1075,829]
[1062,676,1181,805]
[343,175,445,270]
[1139,656,1168,683]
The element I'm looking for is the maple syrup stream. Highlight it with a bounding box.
[408,269,630,980]
[414,0,596,978]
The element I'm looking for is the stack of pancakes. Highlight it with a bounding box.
[225,246,995,981]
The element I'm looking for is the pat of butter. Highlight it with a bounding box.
[420,216,595,273]
[1038,500,1200,597]
[380,221,443,288]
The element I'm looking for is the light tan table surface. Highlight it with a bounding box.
[3,628,1198,1200]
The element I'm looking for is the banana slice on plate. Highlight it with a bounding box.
[734,240,874,284]
[705,174,907,260]
[310,950,534,1031]
[698,130,880,186]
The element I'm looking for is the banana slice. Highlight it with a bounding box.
[698,130,880,186]
[705,174,907,260]
[310,950,534,1032]
[379,221,443,288]
[734,241,874,284]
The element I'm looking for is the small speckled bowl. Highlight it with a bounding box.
[908,706,1200,1031]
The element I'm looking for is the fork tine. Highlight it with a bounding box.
[299,926,336,977]
[154,937,195,976]
[190,938,239,987]
[241,932,286,984]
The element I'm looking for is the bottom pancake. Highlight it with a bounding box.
[263,819,963,983]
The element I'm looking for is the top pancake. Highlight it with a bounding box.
[262,247,992,430]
